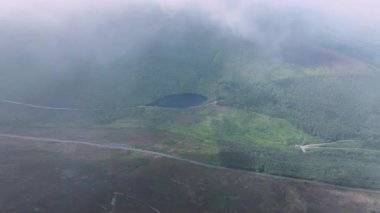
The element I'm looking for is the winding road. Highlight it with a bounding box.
[1,132,380,195]
[297,142,380,153]
[0,98,140,111]
[0,99,83,111]
[1,98,380,194]
[0,97,214,111]
[297,143,329,153]
[0,133,224,170]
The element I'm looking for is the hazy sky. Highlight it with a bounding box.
[1,0,379,23]
[1,0,379,42]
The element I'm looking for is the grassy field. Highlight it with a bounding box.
[157,107,319,149]
[82,105,379,190]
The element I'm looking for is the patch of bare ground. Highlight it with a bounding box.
[215,106,231,114]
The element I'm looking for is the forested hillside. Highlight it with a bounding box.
[1,4,380,189]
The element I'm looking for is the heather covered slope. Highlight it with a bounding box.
[1,129,380,213]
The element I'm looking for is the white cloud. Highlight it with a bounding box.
[1,0,379,41]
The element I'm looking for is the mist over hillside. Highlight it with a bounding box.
[1,1,380,212]
[1,1,379,106]
[2,0,380,157]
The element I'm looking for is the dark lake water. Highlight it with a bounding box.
[147,93,207,108]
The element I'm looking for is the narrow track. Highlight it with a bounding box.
[0,99,83,111]
[1,132,380,195]
[0,98,139,111]
[297,142,380,153]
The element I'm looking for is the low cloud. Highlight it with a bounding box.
[2,0,379,28]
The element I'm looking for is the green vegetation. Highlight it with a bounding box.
[2,7,380,191]
[219,75,380,143]
[159,108,318,149]
[115,106,380,189]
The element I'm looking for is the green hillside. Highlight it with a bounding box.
[1,6,380,190]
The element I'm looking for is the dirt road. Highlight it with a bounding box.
[1,132,380,195]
